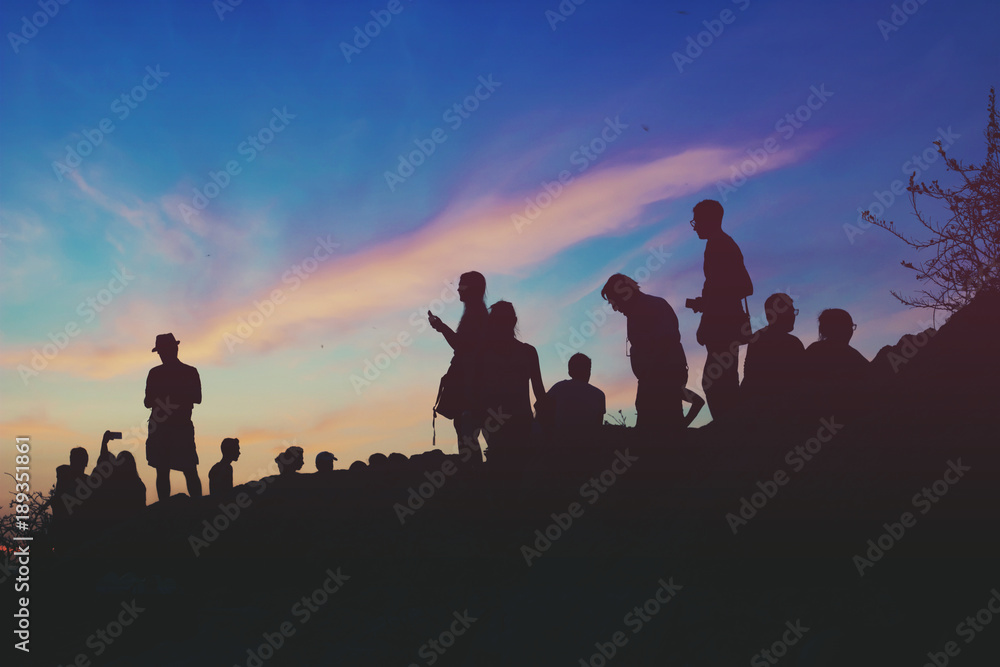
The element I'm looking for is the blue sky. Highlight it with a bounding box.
[2,0,998,502]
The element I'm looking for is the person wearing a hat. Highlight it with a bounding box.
[145,333,203,500]
[315,451,337,473]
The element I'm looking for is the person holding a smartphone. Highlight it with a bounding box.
[428,271,489,463]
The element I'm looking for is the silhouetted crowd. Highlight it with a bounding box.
[48,199,929,548]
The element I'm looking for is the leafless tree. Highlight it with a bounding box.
[863,88,999,313]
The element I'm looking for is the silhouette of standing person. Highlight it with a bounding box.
[144,333,203,501]
[742,293,805,408]
[602,274,688,436]
[428,271,489,464]
[209,438,240,495]
[686,199,753,420]
[477,300,545,464]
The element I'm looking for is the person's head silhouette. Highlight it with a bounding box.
[489,300,518,338]
[818,308,855,345]
[114,450,139,476]
[568,353,592,383]
[69,446,89,472]
[275,446,304,475]
[221,438,240,462]
[601,274,641,315]
[691,199,724,240]
[764,293,797,334]
[458,271,486,304]
[315,451,336,472]
[152,333,180,363]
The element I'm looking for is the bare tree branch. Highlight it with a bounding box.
[862,88,1000,313]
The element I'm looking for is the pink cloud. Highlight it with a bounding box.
[1,141,816,380]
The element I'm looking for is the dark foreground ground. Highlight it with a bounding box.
[10,293,1000,666]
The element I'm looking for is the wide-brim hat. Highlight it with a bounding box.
[152,332,179,352]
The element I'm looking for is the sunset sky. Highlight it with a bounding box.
[2,0,998,504]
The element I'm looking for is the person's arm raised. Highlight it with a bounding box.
[428,311,458,349]
[98,430,114,465]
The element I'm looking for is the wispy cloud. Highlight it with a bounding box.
[0,140,815,380]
